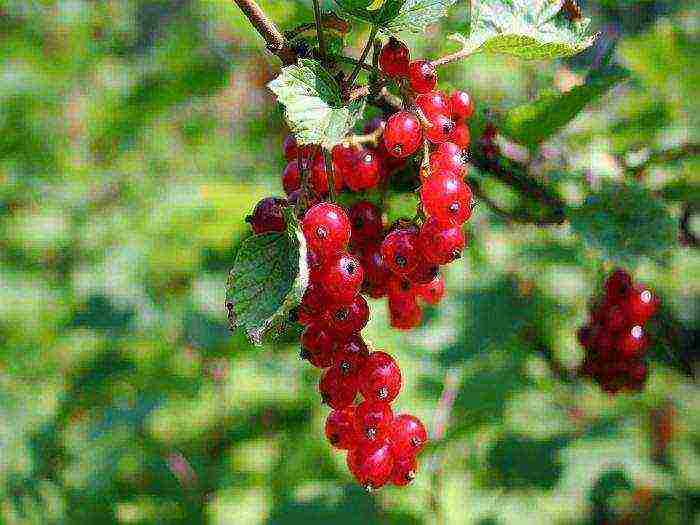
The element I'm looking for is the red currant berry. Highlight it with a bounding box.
[325,407,359,450]
[354,399,394,442]
[604,269,633,301]
[429,142,466,175]
[319,252,364,305]
[408,60,437,94]
[618,325,648,359]
[404,259,440,285]
[310,154,344,194]
[332,143,358,178]
[359,351,402,403]
[384,111,422,159]
[327,294,370,337]
[282,161,301,195]
[349,201,383,245]
[300,281,327,316]
[416,91,450,119]
[448,121,470,149]
[390,414,428,457]
[379,37,410,78]
[450,90,475,121]
[347,440,394,490]
[390,455,417,486]
[319,365,358,409]
[625,285,659,324]
[302,202,351,254]
[381,228,421,275]
[418,217,466,265]
[283,134,298,161]
[246,197,287,234]
[334,334,370,376]
[345,148,380,191]
[361,243,392,298]
[389,295,422,330]
[425,113,455,144]
[300,323,335,368]
[417,275,445,305]
[420,171,473,224]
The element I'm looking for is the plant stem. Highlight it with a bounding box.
[232,0,296,65]
[347,25,380,89]
[323,148,336,203]
[312,0,326,62]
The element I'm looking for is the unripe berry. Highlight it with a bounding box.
[416,91,450,118]
[429,141,466,175]
[347,440,394,490]
[450,90,475,121]
[246,197,287,234]
[424,113,455,144]
[420,171,473,224]
[390,414,428,458]
[354,400,394,442]
[418,217,466,264]
[319,365,358,409]
[408,60,437,94]
[345,148,380,191]
[319,252,364,305]
[448,121,470,149]
[326,294,370,337]
[302,202,351,254]
[381,228,421,275]
[379,37,410,78]
[390,455,417,486]
[417,275,445,305]
[359,351,402,403]
[349,201,384,244]
[282,161,301,195]
[384,111,422,158]
[325,407,359,450]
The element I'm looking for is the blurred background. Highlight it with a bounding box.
[0,0,698,523]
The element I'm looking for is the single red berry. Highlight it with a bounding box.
[450,90,475,121]
[625,285,659,324]
[379,37,410,78]
[246,197,287,234]
[390,455,417,486]
[416,91,450,118]
[361,243,392,298]
[349,201,383,244]
[282,161,301,195]
[408,60,437,94]
[383,111,422,159]
[387,274,417,302]
[325,407,359,450]
[417,275,445,305]
[390,414,428,457]
[420,171,473,224]
[354,399,394,442]
[347,440,394,490]
[319,365,358,409]
[617,325,648,359]
[345,148,380,191]
[404,259,440,285]
[425,112,455,144]
[300,323,335,368]
[326,294,370,337]
[319,252,364,305]
[310,154,344,194]
[604,269,633,301]
[381,228,421,275]
[302,202,351,254]
[418,217,466,265]
[389,295,422,330]
[448,121,470,149]
[359,351,402,403]
[429,141,466,175]
[334,334,370,376]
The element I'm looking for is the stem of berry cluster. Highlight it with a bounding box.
[232,0,296,64]
[323,149,337,203]
[342,123,385,147]
[347,25,380,89]
[312,0,327,62]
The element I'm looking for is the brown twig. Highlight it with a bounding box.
[232,0,296,65]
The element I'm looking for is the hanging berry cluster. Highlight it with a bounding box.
[577,269,660,394]
[246,38,479,489]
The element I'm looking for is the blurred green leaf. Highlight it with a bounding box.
[226,209,308,346]
[385,0,458,34]
[486,435,567,490]
[268,59,365,148]
[455,0,598,60]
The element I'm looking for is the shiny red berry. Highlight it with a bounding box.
[617,325,648,359]
[384,111,422,159]
[625,285,659,324]
[282,161,301,195]
[300,323,335,368]
[345,148,380,191]
[429,141,466,175]
[319,365,358,409]
[448,121,470,149]
[325,407,358,450]
[326,294,370,337]
[354,399,394,442]
[418,217,466,264]
[349,201,383,244]
[450,90,475,121]
[319,252,364,305]
[359,351,402,402]
[390,455,417,486]
[246,197,287,234]
[420,171,473,224]
[347,440,394,490]
[379,37,410,78]
[381,228,421,275]
[408,60,437,94]
[425,112,455,144]
[416,91,450,118]
[417,275,445,305]
[334,334,370,376]
[302,202,351,254]
[390,414,428,457]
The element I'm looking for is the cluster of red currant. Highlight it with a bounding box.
[577,269,660,394]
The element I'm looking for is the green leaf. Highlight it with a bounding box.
[225,208,308,346]
[267,59,365,148]
[569,182,677,266]
[502,65,629,148]
[455,0,598,60]
[334,0,456,34]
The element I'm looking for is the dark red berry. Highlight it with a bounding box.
[354,399,394,442]
[448,121,470,149]
[325,407,359,450]
[349,201,383,244]
[319,252,364,305]
[283,134,298,161]
[319,365,358,409]
[450,90,475,121]
[327,294,370,337]
[345,148,380,191]
[300,281,327,318]
[418,217,466,264]
[429,141,466,175]
[577,325,593,349]
[408,60,437,94]
[246,197,287,234]
[604,269,633,301]
[334,335,370,376]
[417,275,445,305]
[390,455,417,486]
[389,294,422,330]
[425,112,455,144]
[381,228,421,275]
[359,351,402,403]
[347,440,394,490]
[384,111,422,159]
[420,170,473,224]
[300,323,335,368]
[416,91,450,118]
[282,161,301,195]
[332,143,358,177]
[404,259,440,285]
[361,243,392,298]
[302,202,351,254]
[390,414,428,457]
[379,37,410,78]
[625,285,659,324]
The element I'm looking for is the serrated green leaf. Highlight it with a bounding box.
[267,59,365,148]
[502,65,629,147]
[570,182,677,266]
[455,0,598,60]
[334,0,456,34]
[225,208,308,346]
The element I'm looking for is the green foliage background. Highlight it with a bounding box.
[0,1,698,523]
